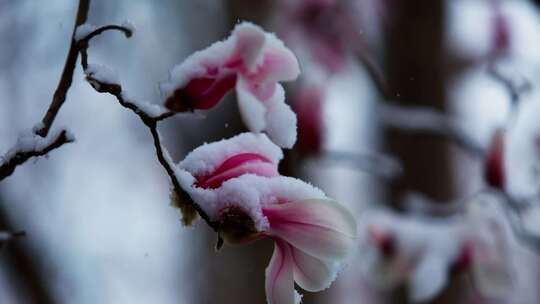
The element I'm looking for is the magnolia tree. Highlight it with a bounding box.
[2,0,540,303]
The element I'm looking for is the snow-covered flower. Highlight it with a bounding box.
[359,211,468,302]
[161,22,300,148]
[175,134,357,304]
[359,208,514,302]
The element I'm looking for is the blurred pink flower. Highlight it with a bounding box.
[489,2,511,59]
[484,129,505,190]
[161,22,300,147]
[293,86,325,154]
[278,0,359,74]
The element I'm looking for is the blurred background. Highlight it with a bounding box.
[1,0,540,303]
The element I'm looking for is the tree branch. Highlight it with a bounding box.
[76,27,216,230]
[35,0,90,137]
[379,103,485,157]
[356,48,485,157]
[0,0,89,182]
[0,129,75,181]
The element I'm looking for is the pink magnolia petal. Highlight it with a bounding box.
[291,246,339,292]
[266,238,297,304]
[164,72,237,112]
[263,199,357,261]
[249,37,301,83]
[196,153,279,189]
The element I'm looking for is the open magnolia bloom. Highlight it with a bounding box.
[175,134,357,304]
[359,208,514,303]
[161,22,300,148]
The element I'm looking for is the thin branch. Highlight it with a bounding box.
[35,0,90,137]
[0,0,89,182]
[77,30,216,230]
[355,48,485,157]
[0,230,26,248]
[314,149,403,180]
[487,63,531,106]
[379,103,486,157]
[0,129,75,181]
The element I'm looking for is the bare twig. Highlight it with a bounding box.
[314,149,403,180]
[356,49,485,157]
[487,63,532,106]
[35,0,90,137]
[0,230,26,248]
[0,0,89,182]
[379,103,486,157]
[77,28,216,230]
[0,130,75,181]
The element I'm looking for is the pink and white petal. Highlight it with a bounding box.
[232,22,266,73]
[236,77,267,132]
[291,246,340,292]
[409,256,448,302]
[265,85,297,148]
[266,238,299,304]
[253,34,301,83]
[263,199,357,261]
[161,38,235,104]
[178,132,283,178]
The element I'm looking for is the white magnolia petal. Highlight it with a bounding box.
[265,84,297,148]
[409,256,448,302]
[233,22,266,72]
[291,246,339,292]
[266,239,298,304]
[471,239,513,298]
[264,199,357,261]
[262,34,301,82]
[236,77,267,132]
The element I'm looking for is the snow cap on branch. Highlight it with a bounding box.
[161,21,300,148]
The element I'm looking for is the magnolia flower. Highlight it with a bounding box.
[161,22,300,148]
[360,211,467,302]
[175,134,357,304]
[277,0,360,75]
[359,206,514,303]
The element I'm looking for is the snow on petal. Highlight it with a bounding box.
[178,132,282,178]
[265,238,299,304]
[232,22,266,73]
[161,37,236,112]
[263,198,357,261]
[162,21,299,113]
[291,246,340,292]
